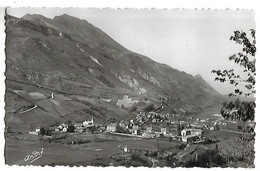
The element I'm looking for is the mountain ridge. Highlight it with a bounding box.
[5,14,224,131]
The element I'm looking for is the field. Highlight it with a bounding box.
[5,79,133,132]
[5,132,180,166]
[203,130,254,167]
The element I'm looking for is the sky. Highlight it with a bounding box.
[7,8,256,95]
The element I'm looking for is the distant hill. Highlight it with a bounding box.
[5,14,224,131]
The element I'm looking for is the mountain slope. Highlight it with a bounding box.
[5,14,224,131]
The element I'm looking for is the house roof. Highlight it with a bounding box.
[182,128,202,132]
[107,123,117,127]
[174,144,209,161]
[143,132,155,136]
[184,134,199,139]
[174,145,196,160]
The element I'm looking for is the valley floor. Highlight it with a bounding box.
[5,132,179,166]
[5,128,254,167]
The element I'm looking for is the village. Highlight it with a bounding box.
[4,90,255,166]
[25,102,256,143]
[28,110,230,143]
[6,106,255,167]
[8,110,243,167]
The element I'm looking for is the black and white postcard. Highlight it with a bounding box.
[1,0,259,169]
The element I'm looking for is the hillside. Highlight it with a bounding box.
[5,14,224,131]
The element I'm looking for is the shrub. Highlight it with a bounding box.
[179,143,186,149]
[237,125,243,130]
[40,127,46,135]
[185,148,227,167]
[131,153,152,167]
[76,138,90,144]
[67,124,75,133]
[144,104,155,112]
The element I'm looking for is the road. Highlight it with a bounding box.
[221,129,250,135]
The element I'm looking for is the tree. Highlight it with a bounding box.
[185,148,226,167]
[220,99,255,121]
[212,29,256,122]
[90,126,96,134]
[67,124,75,133]
[212,29,256,97]
[177,123,184,136]
[40,126,46,135]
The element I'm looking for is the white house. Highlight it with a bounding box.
[146,126,152,133]
[57,123,67,132]
[142,132,156,138]
[62,127,67,132]
[124,145,128,152]
[83,118,94,128]
[161,127,167,135]
[50,92,54,99]
[35,128,41,133]
[29,127,41,135]
[107,123,117,132]
[119,120,127,129]
[181,129,202,137]
[181,129,202,143]
[131,125,140,135]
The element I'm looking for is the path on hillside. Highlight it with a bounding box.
[7,88,41,114]
[155,105,164,113]
[17,105,38,114]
